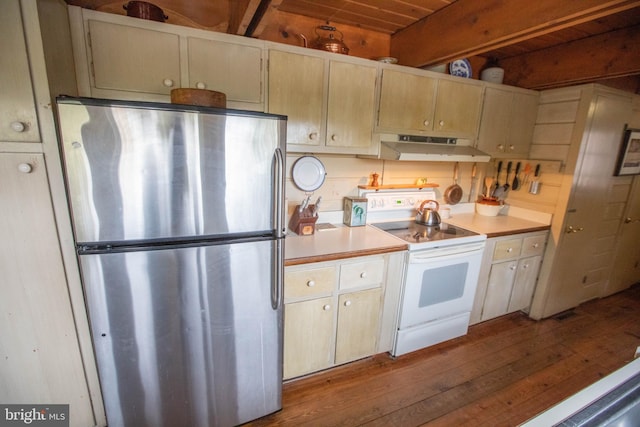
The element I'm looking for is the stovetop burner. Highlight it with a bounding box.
[372,220,483,249]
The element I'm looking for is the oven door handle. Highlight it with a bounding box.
[409,242,485,263]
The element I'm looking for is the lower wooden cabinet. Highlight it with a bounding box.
[471,231,548,324]
[283,252,403,379]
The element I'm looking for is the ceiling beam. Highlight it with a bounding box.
[390,0,640,67]
[501,25,640,89]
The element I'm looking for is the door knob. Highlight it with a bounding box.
[565,225,584,233]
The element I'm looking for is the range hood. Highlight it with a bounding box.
[363,134,491,162]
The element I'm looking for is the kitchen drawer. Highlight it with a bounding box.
[521,235,546,257]
[339,257,384,291]
[285,266,335,300]
[493,238,523,262]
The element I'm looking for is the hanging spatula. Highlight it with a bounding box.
[492,161,502,196]
[512,162,521,190]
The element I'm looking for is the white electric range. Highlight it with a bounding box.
[361,189,487,356]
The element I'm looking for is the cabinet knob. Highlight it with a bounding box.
[423,120,430,127]
[308,132,318,141]
[507,247,513,253]
[510,265,517,271]
[497,144,505,151]
[10,121,26,133]
[306,280,315,287]
[195,82,206,89]
[532,243,539,248]
[508,144,515,151]
[18,163,33,174]
[322,304,331,311]
[438,120,445,128]
[163,78,175,87]
[330,134,339,142]
[522,263,529,269]
[344,300,352,307]
[360,272,367,279]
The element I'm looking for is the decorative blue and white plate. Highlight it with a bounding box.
[449,59,472,78]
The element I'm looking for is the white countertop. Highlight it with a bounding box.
[443,203,552,237]
[285,224,407,265]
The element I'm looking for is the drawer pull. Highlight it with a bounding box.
[510,265,516,271]
[344,300,352,307]
[507,247,513,253]
[533,243,539,248]
[163,78,175,87]
[522,263,529,269]
[322,304,331,311]
[306,280,315,287]
[360,272,367,279]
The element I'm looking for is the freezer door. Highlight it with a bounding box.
[56,100,286,244]
[80,239,282,427]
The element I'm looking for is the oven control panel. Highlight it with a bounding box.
[362,191,437,212]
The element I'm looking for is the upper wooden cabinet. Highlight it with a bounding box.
[377,68,483,139]
[0,0,40,143]
[477,87,539,158]
[268,49,379,155]
[88,20,181,97]
[70,8,265,110]
[187,37,262,104]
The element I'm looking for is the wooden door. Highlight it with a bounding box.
[0,153,93,424]
[0,0,39,143]
[268,50,325,147]
[88,20,180,95]
[283,297,334,379]
[607,176,640,295]
[544,94,632,316]
[188,37,262,105]
[335,288,382,364]
[377,69,437,132]
[326,61,377,152]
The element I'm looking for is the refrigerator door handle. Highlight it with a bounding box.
[273,147,286,238]
[272,237,284,310]
[272,147,285,310]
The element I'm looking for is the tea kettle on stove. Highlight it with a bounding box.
[416,200,441,226]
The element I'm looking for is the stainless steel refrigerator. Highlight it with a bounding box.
[55,96,286,427]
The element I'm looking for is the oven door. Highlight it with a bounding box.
[399,241,484,329]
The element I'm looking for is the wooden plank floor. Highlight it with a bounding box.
[248,284,640,426]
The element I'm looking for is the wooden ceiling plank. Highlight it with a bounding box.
[390,0,640,67]
[501,25,640,89]
[229,0,255,35]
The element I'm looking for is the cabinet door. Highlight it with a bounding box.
[88,20,180,95]
[188,37,262,106]
[508,256,542,312]
[434,79,483,137]
[0,154,92,421]
[283,297,334,379]
[481,261,518,321]
[268,50,324,147]
[335,288,381,364]
[326,61,377,152]
[507,91,539,157]
[377,69,437,132]
[0,0,40,142]
[477,88,512,156]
